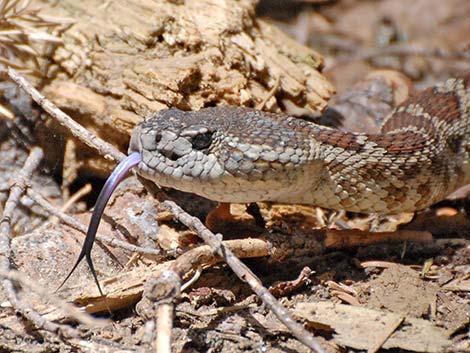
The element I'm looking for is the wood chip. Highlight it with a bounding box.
[294,302,451,352]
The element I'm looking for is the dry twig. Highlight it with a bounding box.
[7,68,125,162]
[0,269,107,327]
[155,303,173,353]
[26,187,162,257]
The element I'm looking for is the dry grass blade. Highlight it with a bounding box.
[0,0,67,73]
[0,102,13,119]
[0,56,35,71]
[0,0,69,117]
[2,0,31,17]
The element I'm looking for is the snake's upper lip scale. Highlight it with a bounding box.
[129,124,187,162]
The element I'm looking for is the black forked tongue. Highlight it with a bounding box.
[56,152,141,297]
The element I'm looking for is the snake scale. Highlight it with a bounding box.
[59,76,470,295]
[129,76,470,215]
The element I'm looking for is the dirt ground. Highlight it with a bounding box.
[1,0,469,352]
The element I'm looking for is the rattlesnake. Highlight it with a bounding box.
[129,76,470,214]
[59,76,470,296]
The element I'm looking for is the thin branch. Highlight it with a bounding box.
[26,187,162,256]
[257,74,280,110]
[0,269,107,327]
[60,182,92,214]
[7,67,126,162]
[155,304,172,353]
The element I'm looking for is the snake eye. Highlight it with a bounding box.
[191,132,213,150]
[155,133,162,144]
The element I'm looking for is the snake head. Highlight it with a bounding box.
[129,108,224,185]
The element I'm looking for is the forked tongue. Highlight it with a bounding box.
[56,152,141,297]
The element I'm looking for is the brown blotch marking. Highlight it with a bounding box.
[264,137,276,145]
[381,86,433,132]
[369,131,428,154]
[414,89,462,124]
[313,130,365,151]
[382,183,399,196]
[447,135,464,154]
[394,190,409,203]
[381,110,434,134]
[252,136,266,145]
[328,159,349,174]
[415,183,435,209]
[356,162,384,179]
[382,84,463,134]
[364,167,384,180]
[416,183,431,198]
[340,179,352,191]
[397,160,424,179]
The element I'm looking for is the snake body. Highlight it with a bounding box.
[129,77,470,214]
